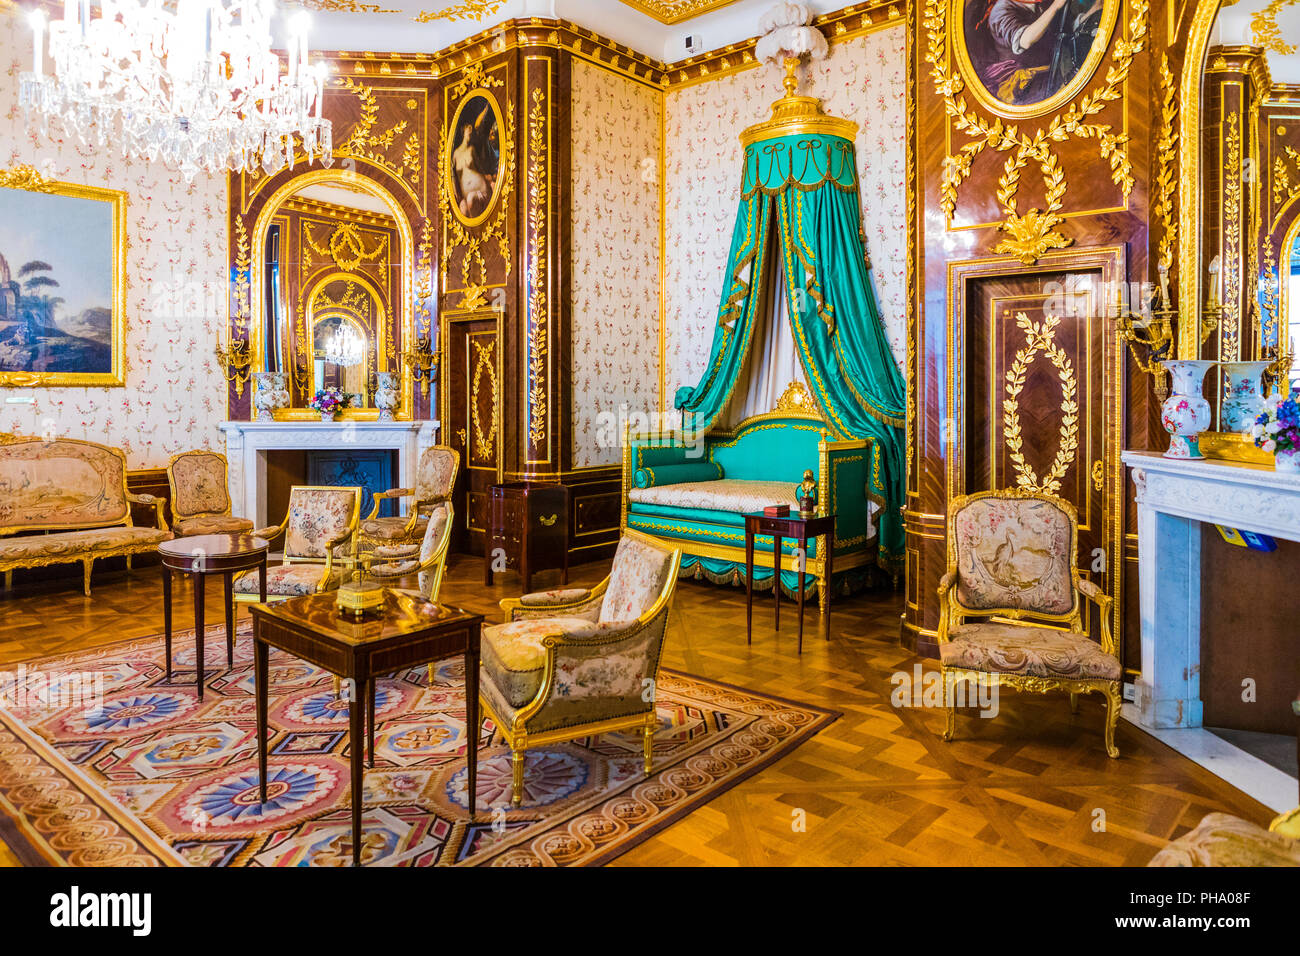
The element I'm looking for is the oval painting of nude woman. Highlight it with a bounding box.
[446,93,504,226]
[953,0,1118,118]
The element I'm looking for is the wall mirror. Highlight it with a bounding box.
[250,171,413,420]
[1188,0,1300,456]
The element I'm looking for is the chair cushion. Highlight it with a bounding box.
[952,495,1074,614]
[940,622,1121,681]
[481,617,607,708]
[1147,813,1300,867]
[599,536,675,624]
[232,564,345,597]
[0,526,171,562]
[627,478,798,514]
[173,515,255,537]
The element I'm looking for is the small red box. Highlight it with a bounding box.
[763,504,790,517]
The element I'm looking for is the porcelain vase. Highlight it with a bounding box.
[1219,361,1272,433]
[1277,448,1300,475]
[1160,360,1216,459]
[374,372,399,423]
[252,371,289,423]
[320,411,335,423]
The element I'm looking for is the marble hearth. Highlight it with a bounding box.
[219,421,440,528]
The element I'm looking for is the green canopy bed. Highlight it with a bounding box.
[621,88,907,615]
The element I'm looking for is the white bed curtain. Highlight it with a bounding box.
[722,245,809,427]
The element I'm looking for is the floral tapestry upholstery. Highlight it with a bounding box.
[0,526,171,561]
[598,535,676,624]
[285,489,358,559]
[952,496,1074,615]
[628,479,799,513]
[367,505,451,595]
[0,440,130,531]
[174,515,255,537]
[361,514,428,542]
[1147,813,1300,867]
[480,617,611,708]
[232,564,345,597]
[415,446,458,501]
[940,622,1121,681]
[169,452,232,520]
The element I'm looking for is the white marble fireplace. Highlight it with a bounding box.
[220,420,440,527]
[1122,450,1299,811]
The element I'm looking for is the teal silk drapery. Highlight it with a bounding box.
[674,132,907,571]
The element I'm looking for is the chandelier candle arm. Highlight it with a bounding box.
[20,0,333,180]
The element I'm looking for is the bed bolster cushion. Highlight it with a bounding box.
[633,461,724,489]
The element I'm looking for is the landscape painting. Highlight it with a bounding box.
[0,179,124,387]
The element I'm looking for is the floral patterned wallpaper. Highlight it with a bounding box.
[569,59,662,469]
[0,17,228,470]
[663,26,907,404]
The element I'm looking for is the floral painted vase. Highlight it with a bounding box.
[1277,449,1300,475]
[1160,360,1217,459]
[252,371,289,423]
[374,372,399,423]
[1219,361,1272,433]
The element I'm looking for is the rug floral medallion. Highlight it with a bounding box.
[0,624,835,866]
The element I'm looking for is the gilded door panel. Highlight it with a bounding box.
[443,315,501,555]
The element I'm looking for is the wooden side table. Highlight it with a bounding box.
[483,482,570,593]
[159,534,267,698]
[251,591,483,867]
[744,512,836,654]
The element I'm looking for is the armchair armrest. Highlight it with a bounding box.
[1074,574,1115,656]
[936,568,958,644]
[127,493,168,531]
[502,582,607,623]
[251,524,286,542]
[367,488,415,520]
[936,570,957,597]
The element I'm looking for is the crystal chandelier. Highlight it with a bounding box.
[19,0,333,180]
[322,323,364,368]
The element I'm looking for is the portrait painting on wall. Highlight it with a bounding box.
[958,0,1112,114]
[447,93,503,225]
[0,177,124,387]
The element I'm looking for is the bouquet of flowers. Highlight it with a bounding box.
[1248,392,1300,455]
[309,386,353,417]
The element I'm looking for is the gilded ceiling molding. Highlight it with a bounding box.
[288,0,399,12]
[1251,0,1300,56]
[414,0,507,24]
[281,196,399,227]
[618,0,742,25]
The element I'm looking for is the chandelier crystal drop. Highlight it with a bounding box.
[19,0,334,180]
[322,323,364,368]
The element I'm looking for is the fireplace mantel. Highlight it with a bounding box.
[220,420,440,527]
[1122,451,1300,730]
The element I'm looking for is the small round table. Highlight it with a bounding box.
[159,534,269,698]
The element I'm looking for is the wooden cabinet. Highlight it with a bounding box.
[483,483,570,593]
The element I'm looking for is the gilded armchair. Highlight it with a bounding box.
[166,450,255,537]
[359,446,459,551]
[233,486,361,602]
[359,501,454,604]
[937,489,1122,757]
[480,530,683,807]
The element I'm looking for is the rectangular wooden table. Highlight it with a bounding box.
[250,590,484,867]
[744,511,836,654]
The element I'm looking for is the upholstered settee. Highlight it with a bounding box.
[1147,807,1300,866]
[621,407,879,615]
[0,439,172,596]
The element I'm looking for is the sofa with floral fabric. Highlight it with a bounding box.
[0,438,172,596]
[478,530,683,806]
[621,400,879,606]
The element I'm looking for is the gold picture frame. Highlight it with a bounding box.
[0,165,126,388]
[949,0,1120,120]
[444,90,505,228]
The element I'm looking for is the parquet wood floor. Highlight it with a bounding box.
[0,556,1280,866]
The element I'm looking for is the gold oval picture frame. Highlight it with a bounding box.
[951,0,1120,120]
[445,91,505,228]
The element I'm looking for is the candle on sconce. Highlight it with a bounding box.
[1206,255,1222,310]
[1157,261,1171,312]
[29,10,46,76]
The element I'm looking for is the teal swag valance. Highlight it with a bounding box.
[674,113,908,572]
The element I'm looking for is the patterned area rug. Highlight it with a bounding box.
[0,623,835,866]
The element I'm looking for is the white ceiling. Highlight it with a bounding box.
[278,0,851,64]
[1214,0,1300,86]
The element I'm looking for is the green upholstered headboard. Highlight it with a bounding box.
[705,416,825,483]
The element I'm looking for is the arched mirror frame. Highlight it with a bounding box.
[248,169,415,421]
[306,271,386,404]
